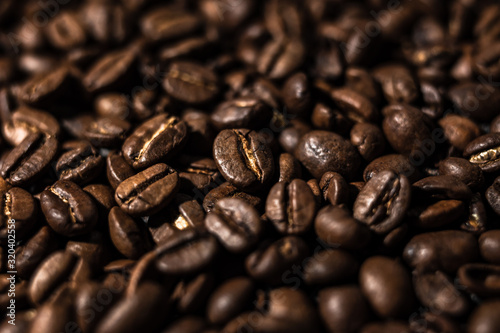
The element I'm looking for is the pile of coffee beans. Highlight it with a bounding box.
[1,0,500,332]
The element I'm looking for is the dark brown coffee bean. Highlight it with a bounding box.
[20,66,72,106]
[162,316,207,333]
[115,163,179,217]
[372,64,419,104]
[458,263,500,297]
[409,311,461,333]
[438,157,484,189]
[304,249,359,286]
[438,115,481,152]
[364,154,421,183]
[56,141,104,185]
[1,132,57,187]
[45,11,86,50]
[279,119,311,154]
[319,172,349,206]
[413,199,466,229]
[245,236,309,285]
[282,72,311,116]
[206,277,255,325]
[95,93,131,120]
[41,180,98,237]
[257,39,305,80]
[172,271,214,314]
[403,230,479,273]
[382,104,433,156]
[462,193,487,234]
[205,198,262,253]
[295,130,361,180]
[350,123,386,162]
[361,321,411,333]
[16,226,58,279]
[140,7,200,42]
[479,230,500,265]
[354,171,411,234]
[468,301,500,333]
[213,129,274,190]
[448,82,500,122]
[359,256,416,319]
[413,271,470,317]
[318,285,371,333]
[122,113,188,169]
[178,156,220,193]
[203,182,262,214]
[330,87,379,123]
[311,102,352,135]
[473,42,500,80]
[108,206,153,259]
[211,96,272,131]
[0,185,37,244]
[315,205,371,251]
[278,153,301,183]
[182,109,216,156]
[80,116,131,148]
[106,151,135,190]
[464,133,500,173]
[266,179,315,235]
[163,61,219,104]
[345,66,382,105]
[155,229,218,276]
[413,175,472,200]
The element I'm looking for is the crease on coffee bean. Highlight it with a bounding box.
[120,170,170,207]
[49,186,77,223]
[5,133,47,181]
[369,178,400,224]
[233,130,263,181]
[135,116,177,162]
[469,146,500,164]
[3,191,12,218]
[168,69,217,91]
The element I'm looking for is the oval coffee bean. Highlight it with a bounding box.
[56,141,104,185]
[350,122,386,162]
[202,182,262,214]
[438,157,484,189]
[354,170,411,234]
[211,97,272,131]
[122,113,187,169]
[40,180,98,237]
[106,151,135,190]
[0,186,37,243]
[205,198,262,253]
[266,179,316,235]
[479,230,500,265]
[464,133,500,173]
[115,163,179,217]
[319,172,349,206]
[213,129,274,190]
[303,249,359,286]
[364,154,421,183]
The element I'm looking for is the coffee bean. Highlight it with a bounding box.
[278,119,311,154]
[115,163,179,217]
[282,72,311,116]
[203,182,262,214]
[56,141,104,185]
[81,116,131,148]
[295,130,361,180]
[213,129,274,190]
[95,93,131,120]
[41,180,98,237]
[303,249,359,286]
[122,114,188,169]
[172,271,214,314]
[409,311,461,333]
[360,321,411,333]
[205,198,262,253]
[468,301,500,333]
[330,87,380,123]
[278,153,302,183]
[449,82,500,122]
[0,185,37,244]
[479,230,500,265]
[354,171,411,234]
[464,133,500,173]
[162,316,207,333]
[106,151,135,190]
[438,157,484,189]
[458,263,500,296]
[266,179,316,235]
[211,96,272,131]
[413,199,466,229]
[359,256,416,319]
[311,102,352,135]
[20,66,72,107]
[364,154,421,183]
[163,61,219,104]
[80,2,129,45]
[438,114,481,152]
[45,12,86,50]
[140,7,200,42]
[372,64,419,104]
[16,226,58,279]
[178,156,220,194]
[108,206,153,259]
[257,39,305,80]
[413,175,472,200]
[182,109,216,156]
[403,230,479,273]
[350,123,386,162]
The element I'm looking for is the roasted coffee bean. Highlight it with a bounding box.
[315,205,371,251]
[95,93,131,120]
[311,103,352,135]
[465,133,500,173]
[172,271,214,314]
[16,226,58,279]
[279,119,311,154]
[319,172,349,206]
[372,64,419,104]
[66,230,110,269]
[182,109,216,156]
[330,87,379,123]
[449,82,500,122]
[205,198,262,253]
[486,176,500,215]
[203,182,262,214]
[162,316,207,333]
[462,193,487,234]
[318,285,371,333]
[295,130,361,180]
[382,104,433,156]
[20,66,72,106]
[155,229,218,276]
[211,96,272,131]
[122,113,188,169]
[479,230,500,265]
[163,61,219,104]
[303,249,359,286]
[468,301,500,333]
[115,163,179,217]
[81,116,131,148]
[0,185,37,243]
[257,39,305,80]
[266,179,315,235]
[359,256,416,319]
[364,154,421,183]
[213,129,274,190]
[56,141,104,185]
[106,151,135,190]
[473,42,500,80]
[0,132,57,187]
[413,175,472,200]
[245,236,309,285]
[282,72,311,116]
[178,156,220,193]
[403,230,479,273]
[278,153,301,183]
[413,271,470,317]
[40,180,98,237]
[45,11,86,50]
[206,277,255,325]
[108,206,153,259]
[80,2,129,45]
[350,123,386,162]
[458,263,500,296]
[438,157,484,189]
[345,66,382,105]
[354,171,411,234]
[140,7,200,42]
[413,199,466,229]
[438,114,481,152]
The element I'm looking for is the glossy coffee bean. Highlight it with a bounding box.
[350,123,386,162]
[16,226,58,279]
[413,175,472,200]
[282,72,311,116]
[359,256,416,319]
[211,97,272,131]
[278,153,302,183]
[449,82,500,122]
[319,172,349,206]
[479,230,500,265]
[0,185,37,243]
[115,163,179,217]
[372,64,418,104]
[468,301,500,333]
[295,130,361,180]
[266,179,316,235]
[41,180,98,237]
[438,114,481,152]
[140,7,200,42]
[20,66,72,106]
[303,249,359,286]
[205,198,262,253]
[438,157,484,189]
[330,87,379,123]
[213,129,274,190]
[354,171,411,234]
[364,154,421,183]
[464,133,500,173]
[122,113,188,169]
[56,141,104,185]
[202,182,262,214]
